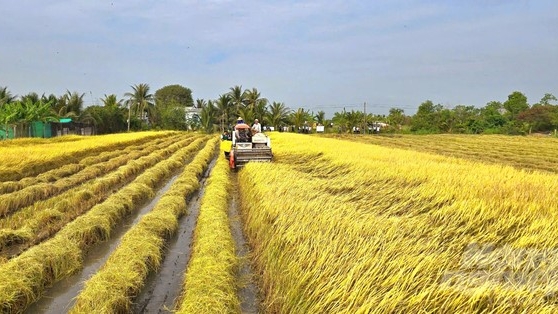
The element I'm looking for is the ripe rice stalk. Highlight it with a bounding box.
[235,133,558,313]
[71,137,219,313]
[0,134,192,217]
[0,137,206,258]
[0,131,177,181]
[0,135,212,312]
[175,153,240,314]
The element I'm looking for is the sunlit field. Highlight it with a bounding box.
[1,131,557,313]
[238,132,558,313]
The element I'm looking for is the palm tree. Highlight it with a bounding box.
[237,106,255,127]
[20,92,40,105]
[253,98,269,126]
[200,100,217,133]
[314,110,326,125]
[124,83,154,130]
[215,94,232,132]
[290,108,312,131]
[332,110,349,133]
[267,101,290,130]
[41,93,59,112]
[345,110,364,132]
[0,86,16,105]
[54,91,84,120]
[244,87,267,111]
[64,90,85,116]
[228,85,246,116]
[101,94,123,108]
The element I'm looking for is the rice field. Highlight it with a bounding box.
[238,133,558,313]
[0,131,556,313]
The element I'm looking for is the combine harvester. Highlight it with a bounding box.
[224,122,272,169]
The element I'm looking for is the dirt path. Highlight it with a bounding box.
[131,158,216,313]
[229,177,260,314]
[26,172,182,314]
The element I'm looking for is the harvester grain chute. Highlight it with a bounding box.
[223,123,272,169]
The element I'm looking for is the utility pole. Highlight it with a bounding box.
[363,102,367,135]
[127,102,131,132]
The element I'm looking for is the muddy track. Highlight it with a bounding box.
[132,158,217,313]
[229,176,260,314]
[26,172,183,313]
[26,156,261,313]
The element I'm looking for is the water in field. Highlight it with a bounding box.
[25,172,181,314]
[229,176,260,314]
[131,158,216,313]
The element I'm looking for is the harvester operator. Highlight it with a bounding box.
[234,117,252,142]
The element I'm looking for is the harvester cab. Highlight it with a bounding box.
[223,124,272,169]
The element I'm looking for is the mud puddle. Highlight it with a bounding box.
[131,158,216,313]
[26,172,182,314]
[229,175,260,313]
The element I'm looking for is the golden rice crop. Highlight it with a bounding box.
[0,136,203,257]
[0,131,177,181]
[0,134,211,312]
[176,150,240,314]
[70,137,219,313]
[328,133,558,173]
[238,132,558,313]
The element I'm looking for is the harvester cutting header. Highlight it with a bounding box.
[224,117,273,169]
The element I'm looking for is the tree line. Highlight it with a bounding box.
[2,84,556,137]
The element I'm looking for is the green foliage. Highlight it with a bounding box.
[267,101,290,130]
[200,100,217,133]
[503,91,529,120]
[0,86,16,105]
[154,84,193,108]
[517,105,558,133]
[153,84,193,130]
[387,108,405,128]
[158,104,187,130]
[84,105,127,134]
[289,108,312,129]
[410,100,443,133]
[124,83,155,129]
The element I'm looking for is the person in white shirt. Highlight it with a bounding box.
[252,119,262,133]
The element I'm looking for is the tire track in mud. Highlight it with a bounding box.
[25,172,182,314]
[229,179,260,314]
[131,158,216,313]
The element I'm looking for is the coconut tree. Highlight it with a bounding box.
[244,87,267,111]
[237,106,255,127]
[101,94,123,108]
[53,91,81,120]
[64,90,85,116]
[20,92,40,105]
[215,94,232,132]
[199,100,217,133]
[314,110,326,125]
[228,85,246,115]
[332,110,349,133]
[0,86,16,105]
[345,110,364,132]
[267,101,290,130]
[289,108,312,131]
[253,98,269,126]
[124,83,154,130]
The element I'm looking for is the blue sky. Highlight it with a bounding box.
[1,0,556,117]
